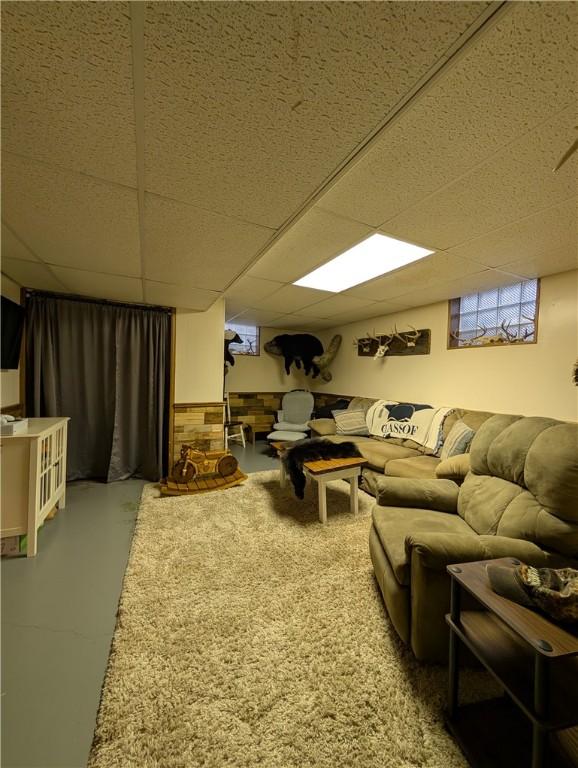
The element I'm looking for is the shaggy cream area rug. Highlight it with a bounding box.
[89,471,487,768]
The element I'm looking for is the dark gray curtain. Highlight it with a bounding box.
[26,293,171,482]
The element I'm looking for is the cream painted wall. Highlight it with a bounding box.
[0,274,22,408]
[323,270,578,422]
[175,297,225,403]
[225,326,326,393]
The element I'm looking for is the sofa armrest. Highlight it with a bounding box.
[375,477,459,514]
[405,532,550,572]
[307,418,337,436]
[435,453,470,482]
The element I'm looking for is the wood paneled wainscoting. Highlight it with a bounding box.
[172,403,225,466]
[227,392,353,440]
[227,392,283,439]
[172,394,354,459]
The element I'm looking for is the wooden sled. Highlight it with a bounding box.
[160,446,247,496]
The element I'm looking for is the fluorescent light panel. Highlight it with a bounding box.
[293,233,434,292]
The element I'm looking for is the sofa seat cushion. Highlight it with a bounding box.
[307,418,337,436]
[273,420,310,431]
[372,505,473,586]
[386,455,441,479]
[267,430,307,442]
[324,435,420,471]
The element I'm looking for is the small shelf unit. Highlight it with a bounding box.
[1,417,69,557]
[445,558,578,768]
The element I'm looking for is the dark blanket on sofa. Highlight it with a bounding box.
[283,438,362,499]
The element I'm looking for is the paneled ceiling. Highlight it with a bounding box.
[2,1,577,329]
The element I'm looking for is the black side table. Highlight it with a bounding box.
[445,557,578,768]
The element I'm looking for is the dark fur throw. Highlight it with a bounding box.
[282,438,363,499]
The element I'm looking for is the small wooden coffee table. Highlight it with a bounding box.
[272,443,367,523]
[299,457,368,523]
[305,457,368,523]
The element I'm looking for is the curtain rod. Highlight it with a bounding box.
[24,289,174,314]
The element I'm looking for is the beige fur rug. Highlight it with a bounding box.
[89,471,487,768]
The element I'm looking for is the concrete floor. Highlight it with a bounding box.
[1,444,278,768]
[229,437,280,473]
[1,479,145,768]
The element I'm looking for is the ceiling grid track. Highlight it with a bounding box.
[129,1,147,302]
[1,221,69,291]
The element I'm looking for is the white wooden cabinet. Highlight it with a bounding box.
[1,417,69,557]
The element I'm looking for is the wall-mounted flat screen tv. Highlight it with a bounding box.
[1,296,24,370]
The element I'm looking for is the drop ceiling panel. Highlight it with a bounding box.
[298,294,376,319]
[225,302,249,322]
[345,252,482,301]
[266,315,332,331]
[393,269,525,309]
[51,267,143,303]
[144,280,220,311]
[225,309,286,326]
[224,276,284,304]
[144,1,491,228]
[448,198,577,268]
[1,259,66,292]
[363,300,412,317]
[1,224,39,262]
[321,300,412,328]
[2,155,141,276]
[248,207,374,283]
[383,107,578,250]
[251,284,333,313]
[318,308,387,329]
[144,195,273,291]
[502,247,578,280]
[319,3,576,227]
[1,2,136,187]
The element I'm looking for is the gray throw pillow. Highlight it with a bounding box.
[439,419,475,460]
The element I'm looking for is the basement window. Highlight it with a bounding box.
[225,323,260,356]
[448,278,539,349]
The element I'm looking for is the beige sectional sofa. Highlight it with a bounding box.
[369,414,578,662]
[308,396,496,489]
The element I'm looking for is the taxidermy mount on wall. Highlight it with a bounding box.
[224,329,243,375]
[264,333,342,382]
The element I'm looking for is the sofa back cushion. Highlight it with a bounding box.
[347,396,377,414]
[441,408,496,441]
[458,415,578,556]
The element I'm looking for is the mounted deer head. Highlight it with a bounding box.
[353,330,392,358]
[374,333,394,358]
[393,325,422,348]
